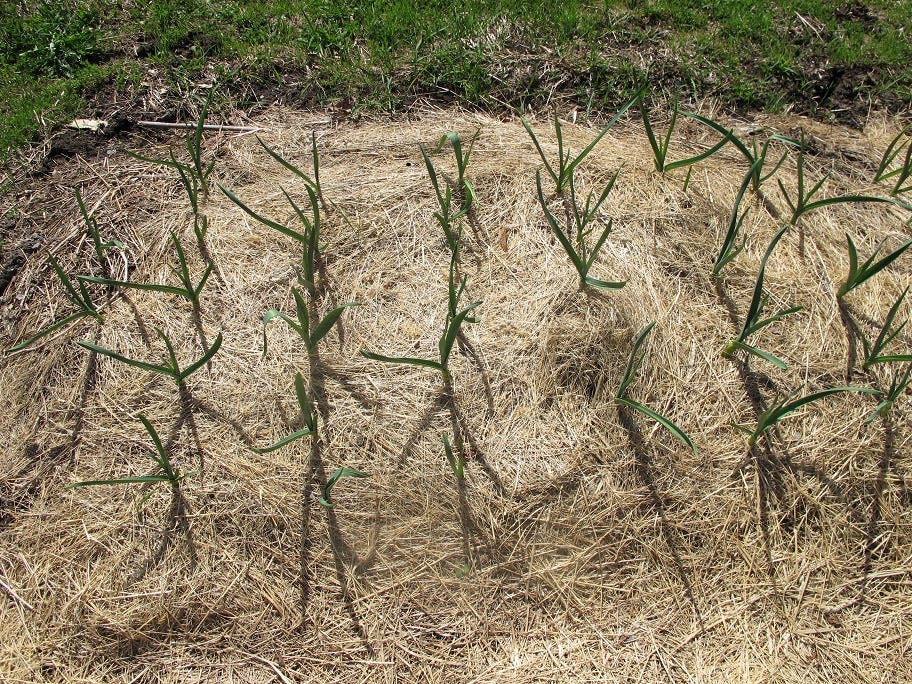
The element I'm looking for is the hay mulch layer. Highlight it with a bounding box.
[1,108,911,682]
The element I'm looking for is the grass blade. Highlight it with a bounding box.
[137,413,174,477]
[583,276,627,290]
[585,218,616,271]
[178,332,223,380]
[642,104,664,170]
[439,302,481,368]
[714,161,758,276]
[257,136,317,188]
[664,134,731,172]
[839,234,912,298]
[319,466,368,508]
[309,303,359,350]
[803,194,896,217]
[76,339,175,377]
[124,148,184,170]
[744,228,783,326]
[7,311,93,353]
[616,396,697,455]
[77,275,191,299]
[865,287,910,366]
[252,428,314,454]
[868,353,912,365]
[47,255,85,307]
[292,371,316,433]
[536,171,584,277]
[442,433,464,480]
[743,306,803,338]
[521,118,558,187]
[771,386,879,423]
[751,385,881,445]
[360,350,444,372]
[684,111,751,160]
[262,310,303,354]
[617,321,656,398]
[565,92,638,181]
[729,340,788,370]
[219,185,307,243]
[420,143,444,206]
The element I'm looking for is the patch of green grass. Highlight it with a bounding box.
[1,0,101,77]
[0,61,113,162]
[2,0,911,158]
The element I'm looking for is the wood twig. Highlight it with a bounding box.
[137,121,267,133]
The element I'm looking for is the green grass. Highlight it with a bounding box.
[3,0,912,159]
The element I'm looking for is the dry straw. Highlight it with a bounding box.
[1,104,911,682]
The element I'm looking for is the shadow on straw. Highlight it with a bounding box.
[128,486,198,586]
[617,402,704,628]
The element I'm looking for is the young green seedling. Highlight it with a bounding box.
[522,91,638,195]
[777,141,895,225]
[187,91,215,197]
[615,322,697,455]
[69,414,190,489]
[874,126,912,196]
[77,329,222,389]
[363,135,482,381]
[221,182,321,296]
[442,433,465,481]
[262,287,359,354]
[286,184,322,295]
[684,113,798,192]
[361,250,480,382]
[79,231,212,312]
[7,255,103,352]
[257,131,327,209]
[75,187,122,276]
[860,287,912,369]
[567,166,621,241]
[427,130,478,211]
[438,226,473,325]
[867,364,912,421]
[319,466,368,508]
[681,167,693,193]
[745,135,797,190]
[253,372,317,453]
[422,143,468,251]
[713,162,759,277]
[737,386,880,447]
[838,233,912,300]
[128,91,215,214]
[442,130,476,202]
[723,226,802,370]
[361,296,480,380]
[127,93,216,255]
[640,96,731,173]
[536,170,625,291]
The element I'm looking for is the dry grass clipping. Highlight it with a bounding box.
[1,107,911,683]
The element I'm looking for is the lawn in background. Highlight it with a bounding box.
[1,0,910,158]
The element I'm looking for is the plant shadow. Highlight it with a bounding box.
[617,402,704,628]
[128,485,198,586]
[859,413,896,605]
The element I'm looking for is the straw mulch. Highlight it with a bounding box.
[1,106,911,682]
